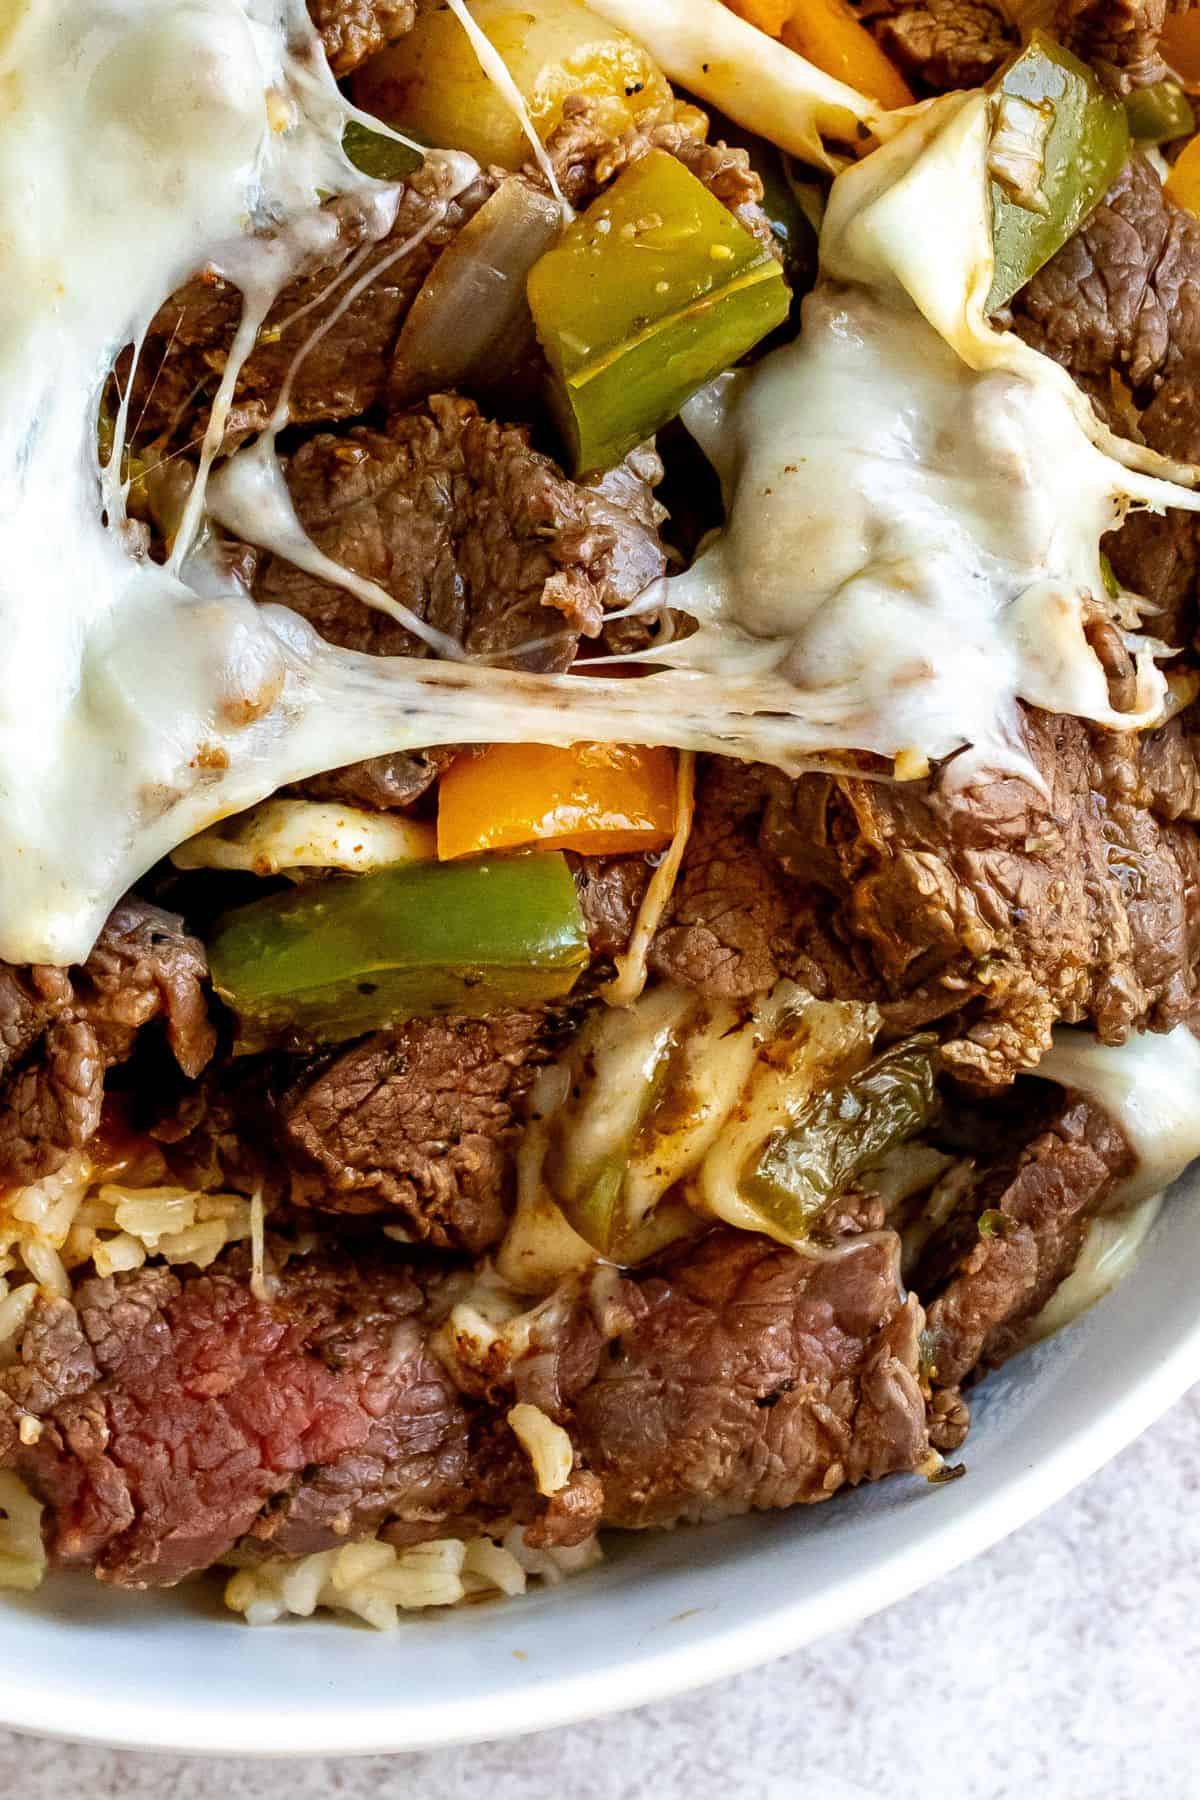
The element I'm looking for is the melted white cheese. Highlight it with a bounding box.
[1022,1025,1200,1333]
[1038,1026,1200,1205]
[1025,1192,1163,1342]
[667,92,1200,781]
[5,15,1200,965]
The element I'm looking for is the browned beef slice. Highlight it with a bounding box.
[77,899,216,1075]
[253,395,666,672]
[541,95,774,247]
[3,1255,470,1586]
[1012,156,1200,395]
[570,853,653,959]
[1054,0,1188,91]
[1113,700,1200,821]
[0,901,215,1186]
[1,1227,933,1581]
[308,0,415,75]
[922,1093,1135,1387]
[131,159,493,451]
[293,746,455,812]
[274,1012,546,1250]
[1012,156,1200,643]
[650,758,879,1003]
[764,710,1200,1084]
[567,1229,929,1526]
[859,0,1014,91]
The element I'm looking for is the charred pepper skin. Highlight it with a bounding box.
[528,147,791,474]
[208,852,590,1049]
[745,1038,940,1239]
[987,33,1130,312]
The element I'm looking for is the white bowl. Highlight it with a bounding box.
[0,1180,1196,1757]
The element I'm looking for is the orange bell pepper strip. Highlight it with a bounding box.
[437,743,678,861]
[1165,132,1200,216]
[1162,8,1200,84]
[723,0,794,32]
[782,0,913,110]
[721,0,913,112]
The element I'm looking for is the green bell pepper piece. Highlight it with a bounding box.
[562,1155,699,1265]
[743,1037,939,1240]
[544,1019,697,1265]
[1125,80,1196,145]
[341,118,424,182]
[528,148,791,475]
[208,853,589,1049]
[988,32,1130,312]
[678,98,819,318]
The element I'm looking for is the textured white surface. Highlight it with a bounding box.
[4,1382,1197,1797]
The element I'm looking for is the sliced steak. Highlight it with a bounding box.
[0,1225,928,1582]
[0,901,215,1186]
[274,1012,547,1251]
[1054,0,1188,92]
[571,853,653,959]
[253,394,667,671]
[566,1229,929,1525]
[859,0,1015,91]
[1,1253,470,1587]
[291,746,455,812]
[1011,155,1200,399]
[130,159,494,453]
[308,0,416,76]
[1012,155,1200,644]
[761,710,1200,1084]
[542,94,775,248]
[921,1091,1135,1386]
[650,758,879,1004]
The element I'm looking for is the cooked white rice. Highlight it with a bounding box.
[0,1470,46,1592]
[507,1402,573,1496]
[0,1150,263,1595]
[0,1155,259,1373]
[223,1528,601,1630]
[0,1156,603,1618]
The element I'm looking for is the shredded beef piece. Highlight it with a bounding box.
[762,710,1200,1084]
[1,1254,470,1586]
[0,965,72,1076]
[921,1093,1135,1386]
[580,442,673,655]
[651,761,794,998]
[307,0,415,75]
[566,1229,929,1526]
[131,160,493,452]
[1012,156,1200,643]
[274,1012,547,1251]
[253,395,666,671]
[0,900,214,1186]
[859,0,1014,91]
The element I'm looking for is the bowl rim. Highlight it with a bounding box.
[0,1263,1195,1761]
